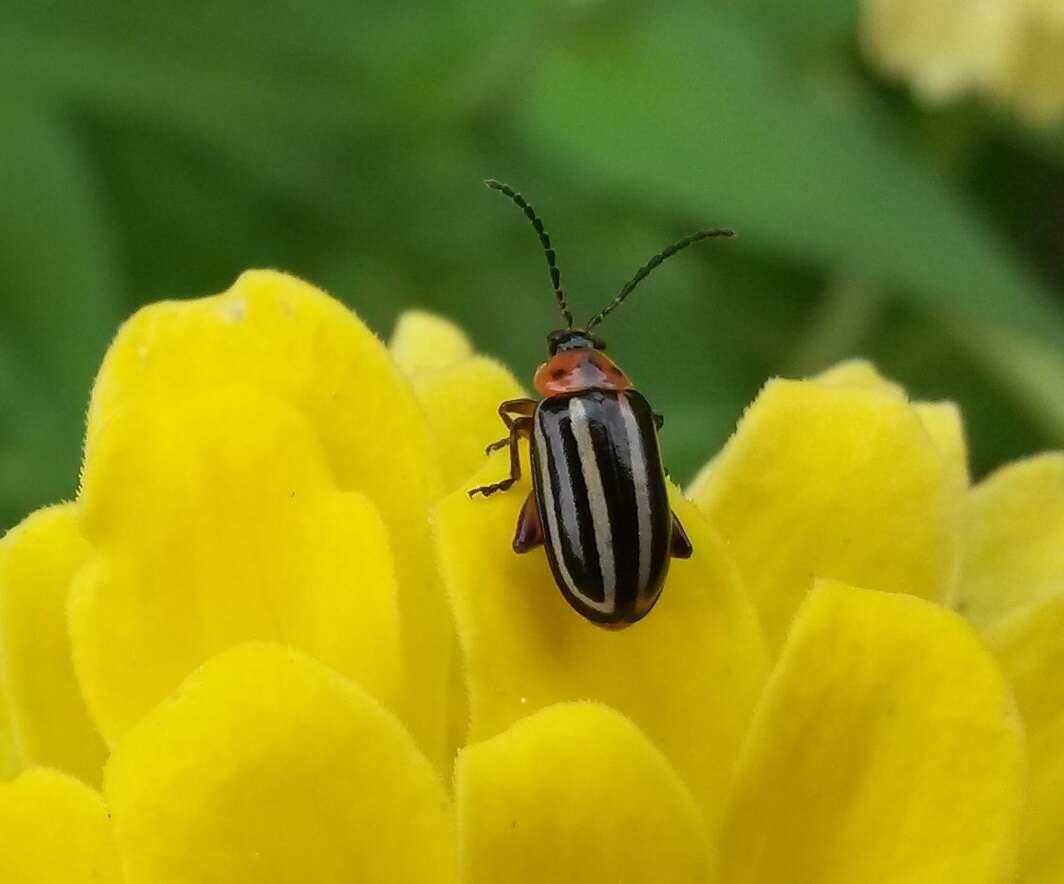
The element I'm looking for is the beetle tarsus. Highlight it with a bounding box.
[468,479,516,497]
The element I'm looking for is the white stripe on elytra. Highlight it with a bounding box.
[619,395,653,593]
[568,398,616,614]
[535,418,589,610]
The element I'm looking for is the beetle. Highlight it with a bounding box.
[469,179,733,628]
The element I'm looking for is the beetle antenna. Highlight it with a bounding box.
[485,179,573,328]
[585,228,735,330]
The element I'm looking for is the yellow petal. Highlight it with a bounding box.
[689,376,960,651]
[0,505,106,784]
[82,270,450,759]
[0,688,13,780]
[914,400,970,490]
[958,453,1064,628]
[814,357,907,398]
[457,702,710,883]
[435,467,767,834]
[390,309,474,377]
[984,593,1064,884]
[105,642,455,884]
[717,581,1026,884]
[412,356,526,492]
[72,386,403,746]
[0,768,121,883]
[813,359,970,488]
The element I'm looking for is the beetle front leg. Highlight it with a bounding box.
[469,416,533,497]
[485,398,537,454]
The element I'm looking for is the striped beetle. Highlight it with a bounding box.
[469,180,733,628]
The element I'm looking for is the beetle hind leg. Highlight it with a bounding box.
[512,492,544,552]
[670,512,693,559]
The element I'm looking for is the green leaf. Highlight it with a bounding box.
[0,97,121,524]
[518,6,1064,353]
[958,322,1064,441]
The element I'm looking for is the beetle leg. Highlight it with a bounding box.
[669,512,693,558]
[653,412,664,430]
[485,398,537,454]
[512,491,544,552]
[469,416,533,497]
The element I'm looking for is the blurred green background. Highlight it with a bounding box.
[1,1,1062,531]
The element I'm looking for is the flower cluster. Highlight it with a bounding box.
[0,270,1061,883]
[861,0,1064,125]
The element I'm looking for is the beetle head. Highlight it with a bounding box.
[546,329,606,356]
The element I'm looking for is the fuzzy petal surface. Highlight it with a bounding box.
[72,387,403,746]
[391,310,528,492]
[390,309,474,377]
[436,464,767,833]
[813,359,969,488]
[0,767,121,883]
[0,505,106,783]
[104,642,455,884]
[914,400,970,490]
[689,375,960,650]
[814,357,907,398]
[985,593,1064,884]
[411,356,526,493]
[716,581,1026,884]
[457,702,710,883]
[958,453,1064,628]
[80,270,449,758]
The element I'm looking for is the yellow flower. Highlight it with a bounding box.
[0,270,1060,883]
[994,0,1064,125]
[861,0,1013,103]
[861,0,1064,125]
